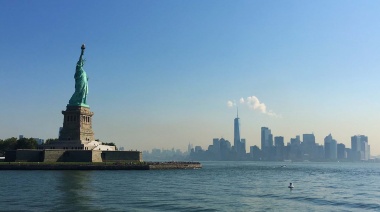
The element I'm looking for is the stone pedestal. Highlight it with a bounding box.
[59,106,94,142]
[43,105,117,151]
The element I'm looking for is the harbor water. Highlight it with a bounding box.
[1,161,379,211]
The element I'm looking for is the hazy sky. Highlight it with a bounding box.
[1,1,380,155]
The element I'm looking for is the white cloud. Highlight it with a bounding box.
[234,96,279,117]
[239,97,245,104]
[246,96,267,113]
[227,100,234,108]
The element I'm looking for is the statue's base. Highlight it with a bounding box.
[43,140,116,151]
[59,106,94,141]
[4,149,142,163]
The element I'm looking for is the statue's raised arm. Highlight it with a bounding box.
[68,44,89,107]
[80,44,85,60]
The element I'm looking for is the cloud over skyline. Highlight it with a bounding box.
[228,96,278,117]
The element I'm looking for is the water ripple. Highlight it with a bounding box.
[1,162,380,211]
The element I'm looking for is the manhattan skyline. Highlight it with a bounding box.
[1,1,380,155]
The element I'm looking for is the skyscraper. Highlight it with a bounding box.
[274,136,284,161]
[240,138,246,156]
[302,133,316,159]
[274,136,284,147]
[351,135,370,161]
[212,138,221,155]
[234,109,241,152]
[220,138,232,160]
[261,127,273,150]
[233,109,246,158]
[324,134,337,160]
[303,134,315,145]
[261,127,273,160]
[337,143,346,159]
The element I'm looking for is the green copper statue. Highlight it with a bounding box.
[68,44,89,107]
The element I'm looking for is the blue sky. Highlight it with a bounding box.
[1,1,380,155]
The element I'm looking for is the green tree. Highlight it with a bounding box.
[16,138,38,149]
[0,139,3,156]
[45,138,59,144]
[0,137,17,155]
[3,137,17,150]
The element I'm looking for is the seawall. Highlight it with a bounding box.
[0,162,201,170]
[148,162,202,170]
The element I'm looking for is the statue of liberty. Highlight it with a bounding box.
[68,44,89,107]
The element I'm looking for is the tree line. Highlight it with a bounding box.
[0,138,119,156]
[0,137,38,156]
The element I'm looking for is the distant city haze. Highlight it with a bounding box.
[1,1,380,155]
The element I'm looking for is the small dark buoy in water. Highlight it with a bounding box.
[288,182,294,189]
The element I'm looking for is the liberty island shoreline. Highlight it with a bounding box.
[0,161,201,170]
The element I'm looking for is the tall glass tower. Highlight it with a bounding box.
[234,108,240,152]
[261,127,272,150]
